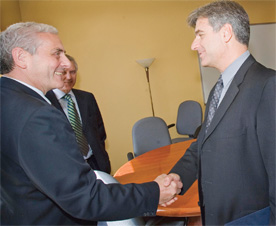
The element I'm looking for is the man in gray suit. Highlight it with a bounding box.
[0,22,182,225]
[170,1,275,225]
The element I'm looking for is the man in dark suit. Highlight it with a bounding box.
[0,22,182,225]
[46,55,111,173]
[169,1,275,225]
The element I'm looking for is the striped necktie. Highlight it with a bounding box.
[205,75,224,133]
[63,94,89,156]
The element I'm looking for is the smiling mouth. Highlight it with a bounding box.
[55,71,66,76]
[198,52,205,58]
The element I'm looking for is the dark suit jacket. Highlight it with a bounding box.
[1,77,159,225]
[46,89,111,174]
[170,55,275,225]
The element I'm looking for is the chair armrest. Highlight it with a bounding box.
[127,152,134,161]
[167,123,176,129]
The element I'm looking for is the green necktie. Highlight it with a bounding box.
[63,94,89,156]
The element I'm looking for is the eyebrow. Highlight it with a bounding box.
[195,29,203,35]
[52,48,66,54]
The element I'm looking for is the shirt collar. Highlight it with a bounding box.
[221,50,250,86]
[52,88,74,100]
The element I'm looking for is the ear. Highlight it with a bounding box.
[221,23,233,43]
[11,47,29,69]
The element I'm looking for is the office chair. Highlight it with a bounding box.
[95,170,146,226]
[169,100,202,143]
[127,117,172,160]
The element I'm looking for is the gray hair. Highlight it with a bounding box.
[65,54,78,72]
[0,22,58,74]
[187,0,250,46]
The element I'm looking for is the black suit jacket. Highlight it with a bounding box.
[170,55,275,225]
[46,89,111,174]
[1,77,159,225]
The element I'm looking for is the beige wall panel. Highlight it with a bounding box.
[1,0,21,31]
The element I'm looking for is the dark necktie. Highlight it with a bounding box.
[205,75,224,133]
[63,94,89,156]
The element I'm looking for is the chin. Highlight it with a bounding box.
[61,89,70,93]
[55,82,65,89]
[200,60,210,68]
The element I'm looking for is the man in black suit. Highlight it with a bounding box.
[169,1,275,225]
[46,55,111,173]
[0,22,182,225]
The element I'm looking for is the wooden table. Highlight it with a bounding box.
[114,139,201,225]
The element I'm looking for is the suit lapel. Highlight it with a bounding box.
[46,90,65,114]
[1,77,47,103]
[202,55,256,143]
[73,89,88,131]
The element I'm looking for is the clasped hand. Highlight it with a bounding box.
[154,173,183,207]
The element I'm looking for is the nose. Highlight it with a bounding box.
[191,37,199,51]
[61,54,71,69]
[64,70,71,79]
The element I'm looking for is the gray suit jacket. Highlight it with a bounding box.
[46,89,111,173]
[170,55,275,225]
[1,77,159,225]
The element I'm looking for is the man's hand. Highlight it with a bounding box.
[154,173,183,207]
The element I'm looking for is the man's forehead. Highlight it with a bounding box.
[36,32,65,51]
[195,18,211,33]
[67,62,75,71]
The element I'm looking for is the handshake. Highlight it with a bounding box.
[154,173,183,207]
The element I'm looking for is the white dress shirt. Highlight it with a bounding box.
[52,88,93,159]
